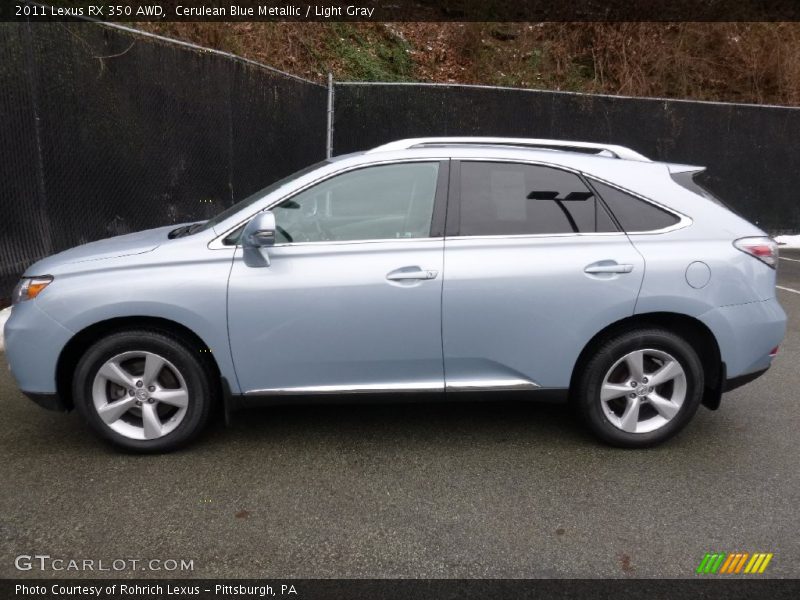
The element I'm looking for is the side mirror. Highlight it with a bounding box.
[242,211,277,248]
[242,211,277,268]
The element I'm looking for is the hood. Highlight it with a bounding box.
[24,224,183,276]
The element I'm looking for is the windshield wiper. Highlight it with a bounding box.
[168,222,205,239]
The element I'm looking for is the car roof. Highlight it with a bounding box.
[334,144,650,176]
[324,139,715,223]
[345,144,633,169]
[332,137,705,182]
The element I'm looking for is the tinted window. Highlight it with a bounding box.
[590,179,680,232]
[272,162,439,243]
[458,162,618,235]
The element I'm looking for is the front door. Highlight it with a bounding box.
[227,160,448,395]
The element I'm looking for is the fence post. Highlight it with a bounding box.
[326,72,334,158]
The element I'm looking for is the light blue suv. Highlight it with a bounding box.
[4,138,786,452]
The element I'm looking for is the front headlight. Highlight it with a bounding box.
[12,276,53,304]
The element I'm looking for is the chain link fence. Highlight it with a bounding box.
[3,24,800,301]
[333,82,800,235]
[0,22,327,300]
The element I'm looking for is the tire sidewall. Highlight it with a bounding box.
[73,331,211,452]
[579,329,704,448]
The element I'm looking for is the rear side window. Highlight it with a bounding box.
[590,179,680,232]
[458,162,618,235]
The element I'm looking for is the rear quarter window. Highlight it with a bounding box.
[590,179,680,232]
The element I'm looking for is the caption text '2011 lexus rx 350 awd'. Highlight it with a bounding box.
[5,138,786,452]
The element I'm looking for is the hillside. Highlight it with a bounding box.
[138,22,800,106]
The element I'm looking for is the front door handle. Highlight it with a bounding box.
[386,267,438,281]
[584,262,634,274]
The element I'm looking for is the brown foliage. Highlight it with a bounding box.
[136,22,800,106]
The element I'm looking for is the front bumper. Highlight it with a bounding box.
[4,300,74,395]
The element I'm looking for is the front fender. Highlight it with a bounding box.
[33,255,239,393]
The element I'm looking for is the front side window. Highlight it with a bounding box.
[271,162,439,243]
[458,162,618,236]
[199,160,330,235]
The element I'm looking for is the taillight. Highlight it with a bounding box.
[733,237,778,268]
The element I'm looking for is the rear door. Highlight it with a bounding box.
[441,160,645,391]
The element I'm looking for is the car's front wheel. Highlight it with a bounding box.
[73,330,214,452]
[575,328,704,448]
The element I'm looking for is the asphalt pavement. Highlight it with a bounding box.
[1,252,799,579]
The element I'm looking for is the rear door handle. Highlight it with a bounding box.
[386,267,438,281]
[584,262,634,274]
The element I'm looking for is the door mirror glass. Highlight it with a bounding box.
[242,211,277,248]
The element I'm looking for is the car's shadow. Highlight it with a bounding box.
[204,394,598,451]
[18,389,720,456]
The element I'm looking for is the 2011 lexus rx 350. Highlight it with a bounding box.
[4,138,786,452]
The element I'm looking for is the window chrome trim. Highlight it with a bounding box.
[445,231,627,242]
[208,157,448,250]
[450,158,692,239]
[258,237,444,249]
[210,155,691,248]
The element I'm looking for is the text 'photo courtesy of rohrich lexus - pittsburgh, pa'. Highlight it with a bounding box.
[4,137,786,453]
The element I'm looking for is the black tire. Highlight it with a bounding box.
[73,329,215,453]
[575,328,704,448]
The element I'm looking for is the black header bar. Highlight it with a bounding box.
[3,579,800,600]
[5,0,800,23]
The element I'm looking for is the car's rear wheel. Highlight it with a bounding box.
[575,328,704,448]
[73,330,214,452]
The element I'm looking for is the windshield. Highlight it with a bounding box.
[196,160,330,234]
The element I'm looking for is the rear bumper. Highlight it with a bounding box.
[698,297,786,379]
[724,367,770,393]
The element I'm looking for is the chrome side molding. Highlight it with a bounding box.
[445,379,540,392]
[245,382,444,395]
[245,378,540,396]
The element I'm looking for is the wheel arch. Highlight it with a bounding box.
[56,316,223,411]
[569,312,723,410]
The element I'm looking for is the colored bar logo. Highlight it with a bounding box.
[696,552,773,574]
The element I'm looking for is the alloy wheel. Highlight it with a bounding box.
[599,348,687,434]
[91,351,189,440]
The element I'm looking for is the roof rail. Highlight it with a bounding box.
[367,137,651,162]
